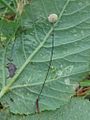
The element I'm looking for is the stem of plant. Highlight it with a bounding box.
[36,23,54,113]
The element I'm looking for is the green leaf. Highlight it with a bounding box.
[0,20,19,39]
[80,80,90,87]
[1,99,90,120]
[0,0,90,116]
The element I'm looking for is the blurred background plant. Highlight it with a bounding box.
[0,0,31,47]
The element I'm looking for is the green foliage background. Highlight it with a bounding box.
[0,0,90,119]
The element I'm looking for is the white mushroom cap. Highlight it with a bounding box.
[48,14,58,23]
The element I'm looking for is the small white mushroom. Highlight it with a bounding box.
[48,14,58,23]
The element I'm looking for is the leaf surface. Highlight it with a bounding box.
[0,0,90,115]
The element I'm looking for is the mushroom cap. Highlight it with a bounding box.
[48,14,58,23]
